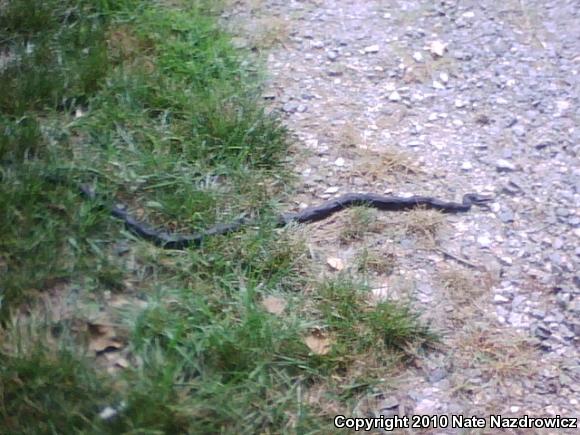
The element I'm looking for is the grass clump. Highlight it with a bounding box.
[314,277,435,371]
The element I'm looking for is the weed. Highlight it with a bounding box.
[339,206,382,243]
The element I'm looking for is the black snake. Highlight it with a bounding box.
[80,185,492,250]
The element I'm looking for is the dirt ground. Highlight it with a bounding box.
[224,0,579,431]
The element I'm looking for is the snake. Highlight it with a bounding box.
[80,185,493,250]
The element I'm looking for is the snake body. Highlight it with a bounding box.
[81,185,492,250]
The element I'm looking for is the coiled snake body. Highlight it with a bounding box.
[81,185,492,250]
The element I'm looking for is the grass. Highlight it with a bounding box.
[0,0,435,432]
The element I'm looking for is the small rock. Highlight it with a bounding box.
[312,40,324,49]
[493,294,511,303]
[412,52,424,62]
[512,124,526,137]
[432,80,445,89]
[452,50,473,61]
[282,101,298,113]
[429,40,447,57]
[461,161,473,170]
[498,209,515,223]
[454,99,468,108]
[428,368,448,383]
[477,235,492,247]
[496,159,517,172]
[439,72,449,83]
[327,50,338,61]
[99,406,118,420]
[414,398,438,414]
[364,44,380,53]
[325,186,339,194]
[327,68,343,77]
[334,157,345,167]
[297,104,308,113]
[388,91,402,102]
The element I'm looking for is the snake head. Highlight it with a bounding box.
[465,193,494,208]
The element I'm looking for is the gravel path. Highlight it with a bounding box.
[227,0,579,428]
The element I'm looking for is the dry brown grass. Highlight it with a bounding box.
[248,16,291,49]
[338,207,384,243]
[402,208,445,248]
[451,325,540,388]
[356,246,396,276]
[352,147,421,182]
[106,25,155,72]
[334,121,364,149]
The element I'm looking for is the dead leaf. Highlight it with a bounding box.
[429,40,447,57]
[89,336,124,353]
[261,296,287,315]
[327,257,345,271]
[304,332,334,355]
[88,323,124,354]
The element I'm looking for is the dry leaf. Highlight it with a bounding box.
[429,40,447,57]
[88,323,124,354]
[261,296,287,315]
[89,336,123,353]
[327,257,345,271]
[304,332,334,355]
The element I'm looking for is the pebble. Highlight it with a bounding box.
[327,50,338,61]
[432,80,445,89]
[512,124,526,137]
[493,294,511,303]
[499,209,515,223]
[477,235,492,247]
[364,44,379,53]
[282,101,298,113]
[496,159,516,172]
[388,91,402,102]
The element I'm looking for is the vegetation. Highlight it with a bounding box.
[0,1,434,432]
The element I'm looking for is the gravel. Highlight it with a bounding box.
[226,0,580,423]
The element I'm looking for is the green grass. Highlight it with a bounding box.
[0,0,435,433]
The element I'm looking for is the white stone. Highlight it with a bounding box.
[432,80,445,90]
[334,157,345,167]
[477,235,492,247]
[493,294,510,303]
[388,91,402,102]
[461,161,473,170]
[429,40,447,57]
[364,44,380,53]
